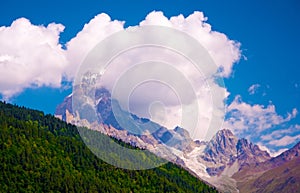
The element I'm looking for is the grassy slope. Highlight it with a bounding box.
[235,156,300,193]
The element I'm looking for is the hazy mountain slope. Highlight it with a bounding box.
[239,156,300,193]
[0,101,218,193]
[233,141,300,193]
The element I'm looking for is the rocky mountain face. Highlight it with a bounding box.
[55,93,73,122]
[269,141,300,166]
[55,87,195,152]
[236,138,271,167]
[233,141,300,193]
[233,140,300,177]
[200,129,239,176]
[196,129,270,176]
[55,87,299,193]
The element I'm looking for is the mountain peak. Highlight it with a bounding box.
[217,128,234,135]
[173,126,191,138]
[210,129,237,149]
[201,129,239,175]
[201,130,271,176]
[215,129,235,139]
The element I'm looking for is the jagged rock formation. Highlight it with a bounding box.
[55,87,299,193]
[197,129,270,176]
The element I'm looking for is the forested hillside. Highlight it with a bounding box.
[0,101,217,192]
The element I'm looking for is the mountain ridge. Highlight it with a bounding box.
[55,87,300,193]
[0,101,218,192]
[233,141,300,193]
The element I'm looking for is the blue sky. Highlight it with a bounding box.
[1,0,300,155]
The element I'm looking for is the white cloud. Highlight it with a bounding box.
[248,84,260,95]
[224,95,297,136]
[66,11,241,140]
[224,95,299,153]
[271,148,289,157]
[0,11,241,141]
[66,11,241,79]
[269,134,300,147]
[0,14,125,99]
[0,18,67,99]
[257,142,288,157]
[260,124,300,141]
[292,108,298,117]
[140,11,241,78]
[65,13,125,80]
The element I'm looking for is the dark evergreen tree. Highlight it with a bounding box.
[0,101,218,193]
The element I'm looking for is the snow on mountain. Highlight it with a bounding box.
[56,87,293,192]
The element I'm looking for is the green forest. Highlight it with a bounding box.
[0,101,218,193]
